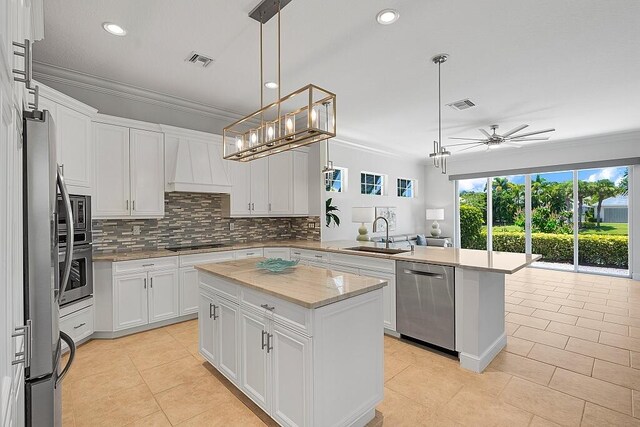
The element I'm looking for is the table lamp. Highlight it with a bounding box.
[352,207,375,241]
[426,208,445,237]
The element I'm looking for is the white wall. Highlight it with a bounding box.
[320,141,426,242]
[424,130,640,278]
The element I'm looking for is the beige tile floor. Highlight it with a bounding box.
[62,268,640,426]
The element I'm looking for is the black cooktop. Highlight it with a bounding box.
[165,243,229,252]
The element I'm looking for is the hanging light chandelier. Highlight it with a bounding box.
[429,54,451,174]
[223,0,337,162]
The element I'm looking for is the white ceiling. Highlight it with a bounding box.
[33,0,640,156]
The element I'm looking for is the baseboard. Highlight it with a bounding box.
[459,333,507,373]
[348,408,376,427]
[383,328,400,338]
[91,314,197,340]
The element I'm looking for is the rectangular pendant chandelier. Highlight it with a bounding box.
[223,84,336,161]
[223,0,337,162]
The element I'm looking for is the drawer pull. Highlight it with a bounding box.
[246,252,255,256]
[314,255,323,258]
[260,304,275,312]
[142,263,154,267]
[73,322,86,329]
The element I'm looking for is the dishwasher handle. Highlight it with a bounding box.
[402,269,445,280]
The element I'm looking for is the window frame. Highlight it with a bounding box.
[360,171,387,196]
[325,167,348,193]
[397,177,417,198]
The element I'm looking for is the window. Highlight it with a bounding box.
[325,167,347,192]
[360,172,385,195]
[397,178,416,198]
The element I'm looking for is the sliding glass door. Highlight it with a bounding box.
[530,171,574,270]
[576,167,629,276]
[457,166,631,277]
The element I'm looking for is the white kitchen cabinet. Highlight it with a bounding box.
[250,158,270,215]
[114,272,148,330]
[235,248,264,259]
[217,297,240,383]
[239,308,270,412]
[148,269,179,323]
[360,269,396,331]
[38,86,97,194]
[268,152,293,215]
[56,104,93,189]
[93,122,164,218]
[130,129,165,217]
[59,304,94,351]
[199,293,217,364]
[263,247,290,260]
[292,151,309,215]
[271,323,311,427]
[229,160,251,216]
[94,123,130,217]
[228,150,309,217]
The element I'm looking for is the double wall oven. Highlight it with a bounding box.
[57,194,93,306]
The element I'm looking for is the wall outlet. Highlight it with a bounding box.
[132,225,141,235]
[308,223,315,229]
[229,222,235,231]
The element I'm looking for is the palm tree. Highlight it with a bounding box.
[619,170,629,195]
[592,179,620,227]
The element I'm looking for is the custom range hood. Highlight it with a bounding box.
[164,128,232,193]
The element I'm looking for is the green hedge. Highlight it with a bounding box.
[490,231,628,268]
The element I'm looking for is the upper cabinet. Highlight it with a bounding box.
[38,85,97,194]
[163,127,232,194]
[228,149,309,217]
[93,120,164,219]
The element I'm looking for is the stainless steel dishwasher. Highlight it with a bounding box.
[396,261,455,351]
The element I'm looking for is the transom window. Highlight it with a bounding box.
[397,178,416,198]
[325,167,347,192]
[361,172,385,195]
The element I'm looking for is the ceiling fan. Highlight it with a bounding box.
[448,124,555,152]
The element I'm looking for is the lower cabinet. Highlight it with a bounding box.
[200,288,311,426]
[113,268,179,331]
[198,291,240,384]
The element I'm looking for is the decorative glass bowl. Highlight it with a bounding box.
[256,258,299,273]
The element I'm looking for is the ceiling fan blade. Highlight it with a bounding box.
[478,128,492,138]
[456,145,484,153]
[501,124,529,138]
[447,141,486,147]
[511,128,555,138]
[508,137,549,142]
[448,137,487,141]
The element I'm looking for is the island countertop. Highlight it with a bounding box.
[95,239,540,274]
[195,258,387,309]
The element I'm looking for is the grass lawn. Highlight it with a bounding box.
[483,223,628,236]
[579,222,628,235]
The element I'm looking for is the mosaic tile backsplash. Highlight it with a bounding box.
[93,192,321,253]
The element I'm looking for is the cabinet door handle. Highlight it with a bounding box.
[133,200,136,211]
[251,202,255,211]
[150,277,153,288]
[268,203,271,212]
[212,305,219,320]
[261,330,267,350]
[266,333,273,353]
[73,322,86,329]
[143,278,147,289]
[209,303,214,319]
[248,202,251,211]
[126,200,129,211]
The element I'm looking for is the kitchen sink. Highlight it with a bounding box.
[344,246,410,255]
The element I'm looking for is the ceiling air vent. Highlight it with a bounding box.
[447,99,476,111]
[185,51,214,68]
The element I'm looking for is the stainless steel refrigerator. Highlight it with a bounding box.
[22,109,76,426]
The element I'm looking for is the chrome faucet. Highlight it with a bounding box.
[374,216,390,249]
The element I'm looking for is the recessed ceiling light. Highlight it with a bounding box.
[264,81,278,89]
[102,22,127,36]
[376,9,399,25]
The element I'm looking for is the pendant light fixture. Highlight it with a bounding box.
[429,54,451,174]
[223,0,337,162]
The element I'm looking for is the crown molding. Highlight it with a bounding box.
[32,61,244,123]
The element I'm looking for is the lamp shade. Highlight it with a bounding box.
[426,208,445,221]
[352,207,375,223]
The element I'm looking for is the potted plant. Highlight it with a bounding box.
[326,198,340,228]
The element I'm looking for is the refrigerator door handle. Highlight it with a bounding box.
[56,331,75,387]
[57,166,74,303]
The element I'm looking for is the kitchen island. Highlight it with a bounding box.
[195,258,387,427]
